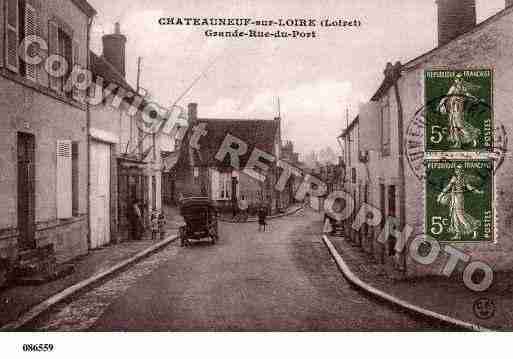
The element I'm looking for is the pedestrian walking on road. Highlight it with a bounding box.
[258,205,268,232]
[238,195,249,221]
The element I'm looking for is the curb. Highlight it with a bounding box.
[220,205,305,224]
[321,235,491,332]
[1,234,179,331]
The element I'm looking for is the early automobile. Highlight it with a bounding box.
[178,197,219,247]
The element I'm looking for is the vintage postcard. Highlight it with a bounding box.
[2,0,513,356]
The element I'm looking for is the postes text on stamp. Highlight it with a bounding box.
[424,69,493,152]
[425,159,493,243]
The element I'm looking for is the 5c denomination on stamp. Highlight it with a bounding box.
[425,159,494,243]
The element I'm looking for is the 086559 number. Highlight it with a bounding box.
[22,344,54,352]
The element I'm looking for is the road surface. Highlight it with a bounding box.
[32,209,444,331]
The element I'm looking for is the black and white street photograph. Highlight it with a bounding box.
[2,0,513,356]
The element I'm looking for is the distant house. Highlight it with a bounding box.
[278,141,304,209]
[173,103,283,213]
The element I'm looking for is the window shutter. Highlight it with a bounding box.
[24,3,38,82]
[0,0,5,68]
[72,39,80,100]
[48,20,60,92]
[5,0,19,72]
[56,140,73,219]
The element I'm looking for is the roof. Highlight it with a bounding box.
[162,151,179,172]
[403,6,513,70]
[71,0,97,17]
[90,51,135,93]
[339,115,359,138]
[176,118,279,170]
[351,6,513,132]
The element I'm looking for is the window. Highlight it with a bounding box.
[49,23,73,95]
[4,0,42,80]
[193,167,200,185]
[346,135,352,167]
[381,97,391,157]
[218,172,232,200]
[151,176,156,210]
[3,0,79,94]
[5,0,21,72]
[212,170,232,200]
[388,185,396,218]
[48,18,78,97]
[351,167,356,184]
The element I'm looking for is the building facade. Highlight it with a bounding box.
[339,0,513,277]
[0,0,96,281]
[89,23,164,245]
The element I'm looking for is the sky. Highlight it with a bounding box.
[87,0,505,157]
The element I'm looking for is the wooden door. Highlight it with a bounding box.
[90,141,111,248]
[17,132,36,250]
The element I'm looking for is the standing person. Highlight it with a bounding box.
[238,195,249,221]
[232,197,238,219]
[258,205,268,232]
[129,200,144,241]
[150,211,159,241]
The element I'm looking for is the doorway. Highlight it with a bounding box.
[90,141,111,249]
[17,132,36,250]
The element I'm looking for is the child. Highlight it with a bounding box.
[151,211,160,241]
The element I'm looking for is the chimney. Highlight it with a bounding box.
[436,0,476,46]
[188,103,198,125]
[506,0,513,8]
[102,22,127,77]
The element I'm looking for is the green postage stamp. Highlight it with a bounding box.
[425,159,494,243]
[424,69,493,152]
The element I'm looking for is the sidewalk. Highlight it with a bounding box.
[0,205,182,329]
[328,234,513,330]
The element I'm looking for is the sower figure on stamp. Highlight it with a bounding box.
[437,73,481,149]
[437,165,484,240]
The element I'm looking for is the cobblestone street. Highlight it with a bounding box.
[29,209,445,331]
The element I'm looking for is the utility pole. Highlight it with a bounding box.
[136,57,142,93]
[345,106,349,130]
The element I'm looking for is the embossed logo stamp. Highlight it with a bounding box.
[425,159,494,243]
[473,298,496,320]
[424,70,493,152]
